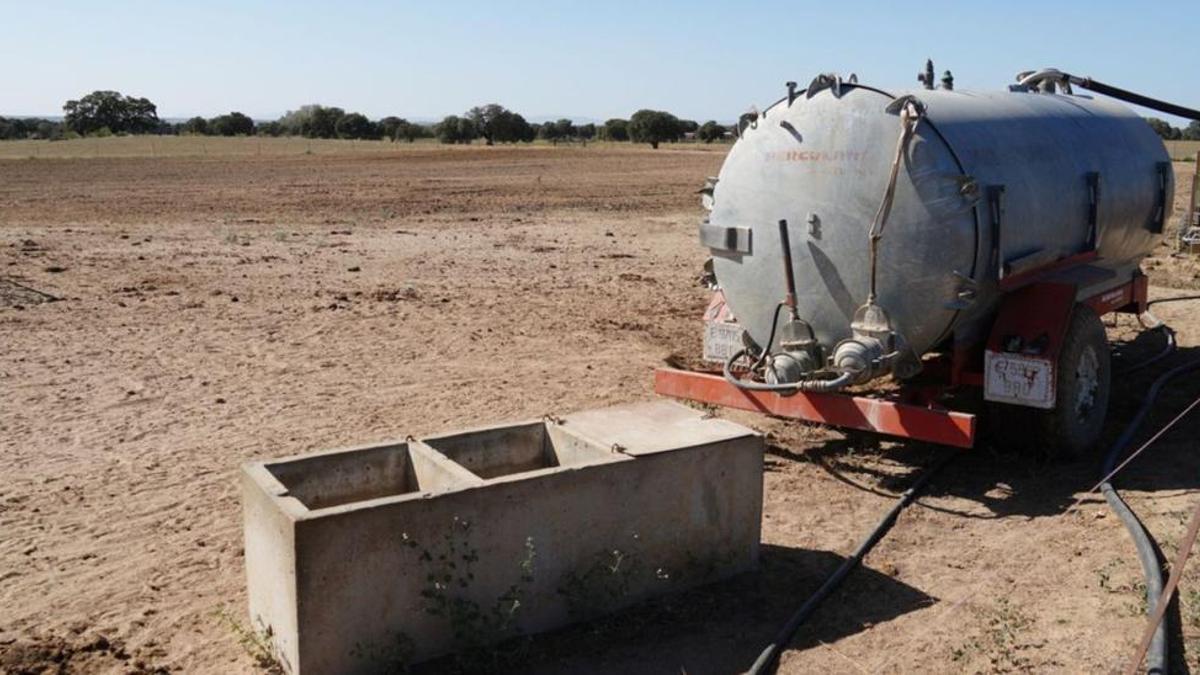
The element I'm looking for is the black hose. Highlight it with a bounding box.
[1117,297,1200,375]
[1098,354,1200,675]
[1118,324,1175,375]
[1100,484,1167,675]
[1074,77,1200,121]
[723,348,854,393]
[749,303,788,372]
[1149,294,1200,307]
[1100,295,1200,675]
[747,452,958,675]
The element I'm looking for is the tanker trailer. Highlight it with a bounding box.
[656,68,1180,456]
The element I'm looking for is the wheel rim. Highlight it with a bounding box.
[1074,345,1100,422]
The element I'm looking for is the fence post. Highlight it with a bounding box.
[1190,151,1199,233]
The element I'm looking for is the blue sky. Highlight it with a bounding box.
[2,0,1197,125]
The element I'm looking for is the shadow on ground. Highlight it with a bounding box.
[414,544,933,675]
[790,330,1200,522]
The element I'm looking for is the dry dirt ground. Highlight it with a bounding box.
[1,143,1200,674]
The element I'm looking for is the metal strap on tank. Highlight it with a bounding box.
[699,221,752,254]
[1086,172,1101,248]
[1151,162,1170,234]
[987,185,1006,279]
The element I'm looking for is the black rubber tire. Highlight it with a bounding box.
[988,305,1111,459]
[1044,306,1111,457]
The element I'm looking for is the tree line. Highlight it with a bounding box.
[1146,118,1200,141]
[6,90,1200,148]
[0,90,733,148]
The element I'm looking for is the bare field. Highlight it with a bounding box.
[1166,139,1200,162]
[3,143,1200,674]
[0,135,419,160]
[0,136,729,161]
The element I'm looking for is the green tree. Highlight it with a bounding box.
[628,109,681,149]
[40,119,66,139]
[467,104,504,145]
[436,115,476,144]
[577,123,596,140]
[698,121,726,143]
[123,97,159,133]
[677,119,699,135]
[209,112,255,136]
[396,120,429,142]
[63,90,160,135]
[277,105,344,138]
[277,106,315,136]
[0,117,63,140]
[1184,121,1200,142]
[1146,117,1181,140]
[454,117,477,143]
[335,112,377,139]
[497,112,535,143]
[311,107,344,138]
[377,116,403,141]
[466,104,534,144]
[183,116,209,135]
[599,118,629,142]
[552,118,575,140]
[538,121,564,144]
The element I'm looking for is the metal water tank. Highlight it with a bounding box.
[704,80,1172,379]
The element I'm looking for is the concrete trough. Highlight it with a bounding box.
[242,400,763,673]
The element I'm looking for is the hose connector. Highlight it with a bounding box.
[831,335,889,385]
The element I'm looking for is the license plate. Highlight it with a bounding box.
[703,321,745,364]
[984,351,1056,409]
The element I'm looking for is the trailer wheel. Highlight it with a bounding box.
[989,305,1110,459]
[1044,305,1110,457]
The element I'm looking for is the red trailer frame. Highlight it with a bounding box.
[655,259,1148,449]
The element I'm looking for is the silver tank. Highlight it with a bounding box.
[706,82,1172,366]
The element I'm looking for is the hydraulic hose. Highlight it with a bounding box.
[747,452,958,675]
[723,348,854,393]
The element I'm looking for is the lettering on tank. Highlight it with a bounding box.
[763,149,868,163]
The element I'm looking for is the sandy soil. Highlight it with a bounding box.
[2,145,1200,674]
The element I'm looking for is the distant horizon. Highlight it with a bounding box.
[2,1,1197,127]
[0,112,742,127]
